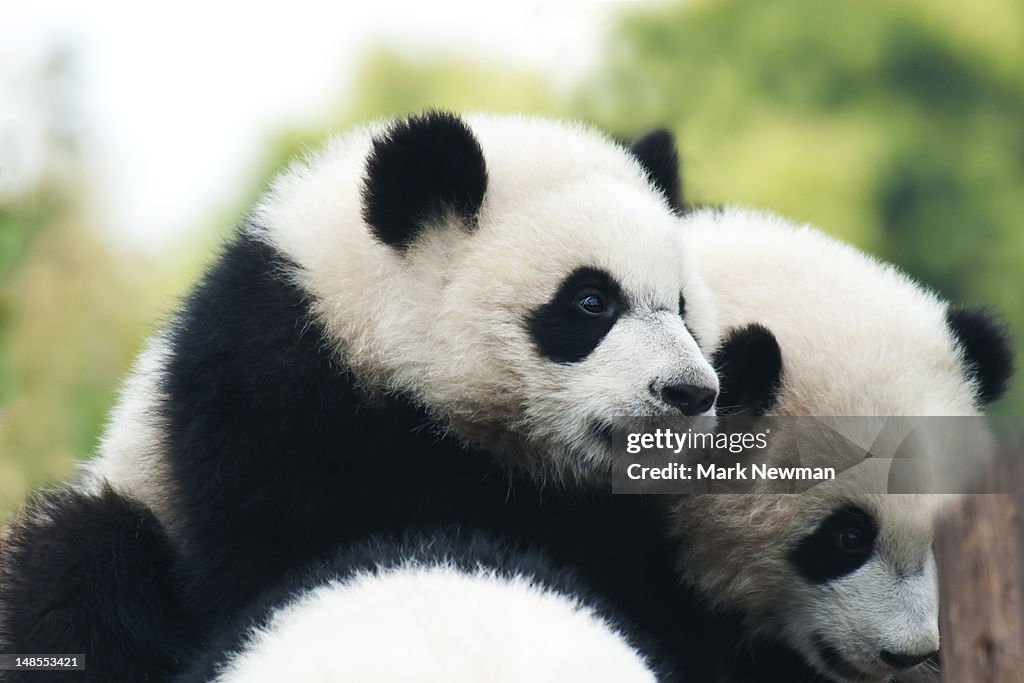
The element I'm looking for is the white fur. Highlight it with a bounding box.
[80,335,174,524]
[672,207,975,682]
[211,564,656,683]
[684,206,979,416]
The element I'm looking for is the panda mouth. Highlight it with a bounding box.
[592,420,617,446]
[591,418,651,449]
[812,635,877,682]
[591,416,687,457]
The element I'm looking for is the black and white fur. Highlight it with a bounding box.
[673,207,1014,683]
[177,531,660,683]
[1,112,719,679]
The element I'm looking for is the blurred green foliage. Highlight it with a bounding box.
[2,0,1022,521]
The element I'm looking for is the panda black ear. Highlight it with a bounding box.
[713,323,783,416]
[362,111,488,251]
[946,307,1014,405]
[628,128,682,212]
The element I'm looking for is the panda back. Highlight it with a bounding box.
[178,531,660,683]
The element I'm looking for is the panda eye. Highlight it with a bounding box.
[790,505,878,583]
[576,289,609,316]
[837,528,868,553]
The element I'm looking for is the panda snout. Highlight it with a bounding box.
[879,649,937,671]
[658,383,717,416]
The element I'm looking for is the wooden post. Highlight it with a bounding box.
[934,450,1024,681]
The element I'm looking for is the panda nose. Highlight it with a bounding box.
[879,650,937,670]
[660,384,716,416]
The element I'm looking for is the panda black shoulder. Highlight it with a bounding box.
[156,229,492,621]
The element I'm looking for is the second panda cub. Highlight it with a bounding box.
[673,206,1014,683]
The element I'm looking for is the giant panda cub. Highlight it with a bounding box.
[672,206,1014,682]
[176,531,661,683]
[0,113,721,679]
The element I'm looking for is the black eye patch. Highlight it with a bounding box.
[678,294,686,319]
[788,505,878,584]
[527,267,626,364]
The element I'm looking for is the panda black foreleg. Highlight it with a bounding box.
[0,485,197,682]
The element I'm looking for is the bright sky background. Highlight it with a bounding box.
[1,0,628,251]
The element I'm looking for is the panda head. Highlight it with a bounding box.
[677,487,941,683]
[684,206,1015,418]
[782,494,941,682]
[256,112,719,478]
[674,302,1012,682]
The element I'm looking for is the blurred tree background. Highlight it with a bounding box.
[2,0,1022,521]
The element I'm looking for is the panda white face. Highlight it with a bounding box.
[254,112,719,478]
[673,493,941,683]
[433,173,720,476]
[781,498,940,682]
